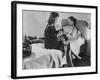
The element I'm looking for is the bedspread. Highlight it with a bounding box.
[23,43,66,69]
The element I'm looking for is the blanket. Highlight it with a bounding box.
[23,43,66,69]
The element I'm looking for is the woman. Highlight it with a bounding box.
[44,12,60,49]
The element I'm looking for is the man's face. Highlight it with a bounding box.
[68,18,74,26]
[63,26,73,35]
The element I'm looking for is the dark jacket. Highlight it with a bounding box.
[44,24,58,49]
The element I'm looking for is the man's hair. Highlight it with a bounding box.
[68,16,77,26]
[48,12,59,25]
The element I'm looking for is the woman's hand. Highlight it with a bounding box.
[57,31,63,37]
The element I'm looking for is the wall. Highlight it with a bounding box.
[23,10,90,37]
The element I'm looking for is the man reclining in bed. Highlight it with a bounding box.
[61,16,85,59]
[57,16,85,66]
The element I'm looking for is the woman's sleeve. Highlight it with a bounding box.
[45,26,56,38]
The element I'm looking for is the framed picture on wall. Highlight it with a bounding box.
[11,1,98,79]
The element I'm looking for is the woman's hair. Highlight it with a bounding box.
[68,16,77,26]
[48,12,59,25]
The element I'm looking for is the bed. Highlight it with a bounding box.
[23,37,67,69]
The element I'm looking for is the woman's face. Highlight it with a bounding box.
[54,17,62,30]
[68,18,74,26]
[55,17,59,24]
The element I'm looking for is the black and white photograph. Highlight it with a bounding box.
[23,11,91,69]
[11,1,97,79]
